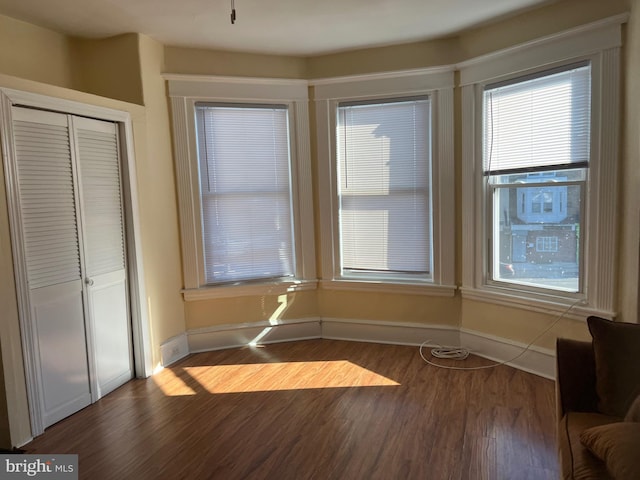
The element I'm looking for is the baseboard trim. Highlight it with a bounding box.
[160,333,190,367]
[459,328,556,380]
[321,318,555,379]
[16,437,34,449]
[321,318,460,347]
[187,318,322,353]
[99,370,134,398]
[177,317,556,380]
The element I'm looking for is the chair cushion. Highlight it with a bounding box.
[587,316,640,417]
[580,422,640,480]
[559,412,617,480]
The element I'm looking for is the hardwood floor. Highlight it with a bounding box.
[23,339,558,479]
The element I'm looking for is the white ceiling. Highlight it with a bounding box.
[0,0,556,56]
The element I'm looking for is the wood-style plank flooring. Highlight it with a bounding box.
[23,339,558,479]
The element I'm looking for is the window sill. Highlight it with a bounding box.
[182,279,318,301]
[460,286,614,320]
[321,279,457,297]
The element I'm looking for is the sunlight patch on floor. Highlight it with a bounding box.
[182,360,400,394]
[152,367,197,396]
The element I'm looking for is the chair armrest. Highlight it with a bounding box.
[556,338,598,418]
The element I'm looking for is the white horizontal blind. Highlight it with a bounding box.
[76,124,126,276]
[195,104,295,284]
[13,111,82,290]
[337,98,431,275]
[483,64,591,174]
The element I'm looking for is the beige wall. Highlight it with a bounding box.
[186,291,318,330]
[461,301,593,350]
[70,34,144,105]
[456,0,629,61]
[0,15,74,88]
[137,35,187,354]
[320,291,460,327]
[306,37,458,79]
[164,46,307,79]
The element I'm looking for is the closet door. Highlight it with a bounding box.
[74,117,132,398]
[12,107,92,428]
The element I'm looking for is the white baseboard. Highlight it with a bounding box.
[176,317,556,380]
[16,436,34,449]
[459,328,556,380]
[187,318,322,353]
[99,370,134,398]
[321,318,555,379]
[160,333,190,367]
[321,318,460,347]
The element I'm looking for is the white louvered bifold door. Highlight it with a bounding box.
[74,116,132,399]
[12,107,92,428]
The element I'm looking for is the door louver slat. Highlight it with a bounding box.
[14,120,82,290]
[77,128,125,276]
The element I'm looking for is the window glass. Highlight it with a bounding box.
[336,98,432,279]
[195,104,295,284]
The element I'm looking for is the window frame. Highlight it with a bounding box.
[166,75,316,300]
[313,68,456,296]
[460,19,622,318]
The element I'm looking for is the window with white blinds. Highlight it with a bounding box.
[483,63,591,175]
[482,64,592,293]
[336,98,431,278]
[195,103,295,284]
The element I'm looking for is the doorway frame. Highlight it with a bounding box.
[0,88,153,437]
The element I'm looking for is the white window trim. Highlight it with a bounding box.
[312,67,456,296]
[459,16,625,319]
[165,75,317,300]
